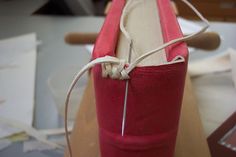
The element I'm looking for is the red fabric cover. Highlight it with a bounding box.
[92,0,188,157]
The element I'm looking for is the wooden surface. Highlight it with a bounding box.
[174,74,211,157]
[64,75,99,157]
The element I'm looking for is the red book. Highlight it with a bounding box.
[63,1,209,157]
[92,0,188,157]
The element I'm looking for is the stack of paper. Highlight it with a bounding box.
[0,33,37,149]
[189,48,236,136]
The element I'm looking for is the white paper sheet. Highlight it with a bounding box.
[190,48,236,136]
[23,137,65,153]
[193,72,236,136]
[0,33,37,138]
[85,44,94,54]
[177,17,203,35]
[0,139,12,151]
[23,140,56,153]
[188,50,232,77]
[229,48,236,88]
[189,48,236,79]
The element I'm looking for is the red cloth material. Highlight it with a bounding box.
[92,0,188,157]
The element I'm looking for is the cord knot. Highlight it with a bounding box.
[102,59,130,80]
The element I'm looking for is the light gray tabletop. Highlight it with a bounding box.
[1,14,236,157]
